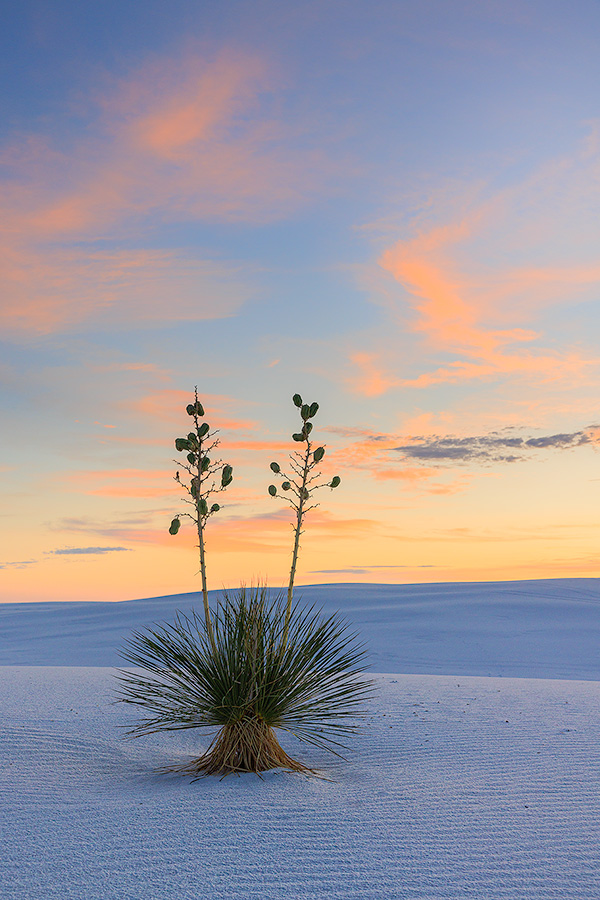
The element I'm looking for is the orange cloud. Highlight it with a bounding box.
[65,469,177,498]
[7,50,305,240]
[584,424,600,445]
[0,47,340,335]
[123,53,267,162]
[127,389,257,432]
[226,440,294,452]
[379,237,599,389]
[205,508,379,555]
[0,244,251,334]
[349,352,400,397]
[364,135,600,395]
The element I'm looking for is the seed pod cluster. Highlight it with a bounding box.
[186,401,204,417]
[169,394,234,538]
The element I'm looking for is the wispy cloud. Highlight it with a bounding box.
[49,513,172,546]
[354,132,600,396]
[1,47,342,336]
[49,546,132,555]
[0,245,255,335]
[125,390,257,431]
[310,564,437,574]
[64,468,178,499]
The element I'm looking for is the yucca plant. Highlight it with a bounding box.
[117,585,372,777]
[117,391,371,777]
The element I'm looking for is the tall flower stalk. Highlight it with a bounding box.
[268,393,341,647]
[117,390,370,779]
[168,388,233,653]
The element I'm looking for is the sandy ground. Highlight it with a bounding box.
[1,579,599,898]
[1,666,599,899]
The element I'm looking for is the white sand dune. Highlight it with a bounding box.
[1,579,599,899]
[3,578,600,677]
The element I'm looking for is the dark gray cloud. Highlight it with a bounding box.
[393,426,598,465]
[50,546,132,555]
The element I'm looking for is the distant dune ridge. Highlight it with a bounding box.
[2,578,600,678]
[2,579,600,899]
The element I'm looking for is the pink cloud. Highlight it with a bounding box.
[348,352,400,397]
[7,50,314,239]
[362,135,600,395]
[0,244,252,334]
[0,47,341,335]
[65,469,178,499]
[205,507,380,555]
[127,389,257,432]
[379,237,599,389]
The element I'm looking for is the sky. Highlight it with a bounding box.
[1,0,600,602]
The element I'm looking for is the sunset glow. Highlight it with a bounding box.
[2,1,600,601]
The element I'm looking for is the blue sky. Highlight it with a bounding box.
[2,0,600,601]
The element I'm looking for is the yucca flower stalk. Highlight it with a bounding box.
[267,394,341,647]
[117,585,372,777]
[168,388,233,653]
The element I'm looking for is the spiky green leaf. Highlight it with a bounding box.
[330,476,341,488]
[198,498,209,515]
[201,456,210,472]
[268,484,277,496]
[186,452,196,464]
[116,587,373,759]
[301,404,310,420]
[292,393,303,408]
[221,464,233,487]
[168,518,180,535]
[175,438,191,452]
[186,404,195,416]
[210,503,220,513]
[282,481,291,490]
[309,402,319,418]
[313,446,325,462]
[198,422,209,438]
